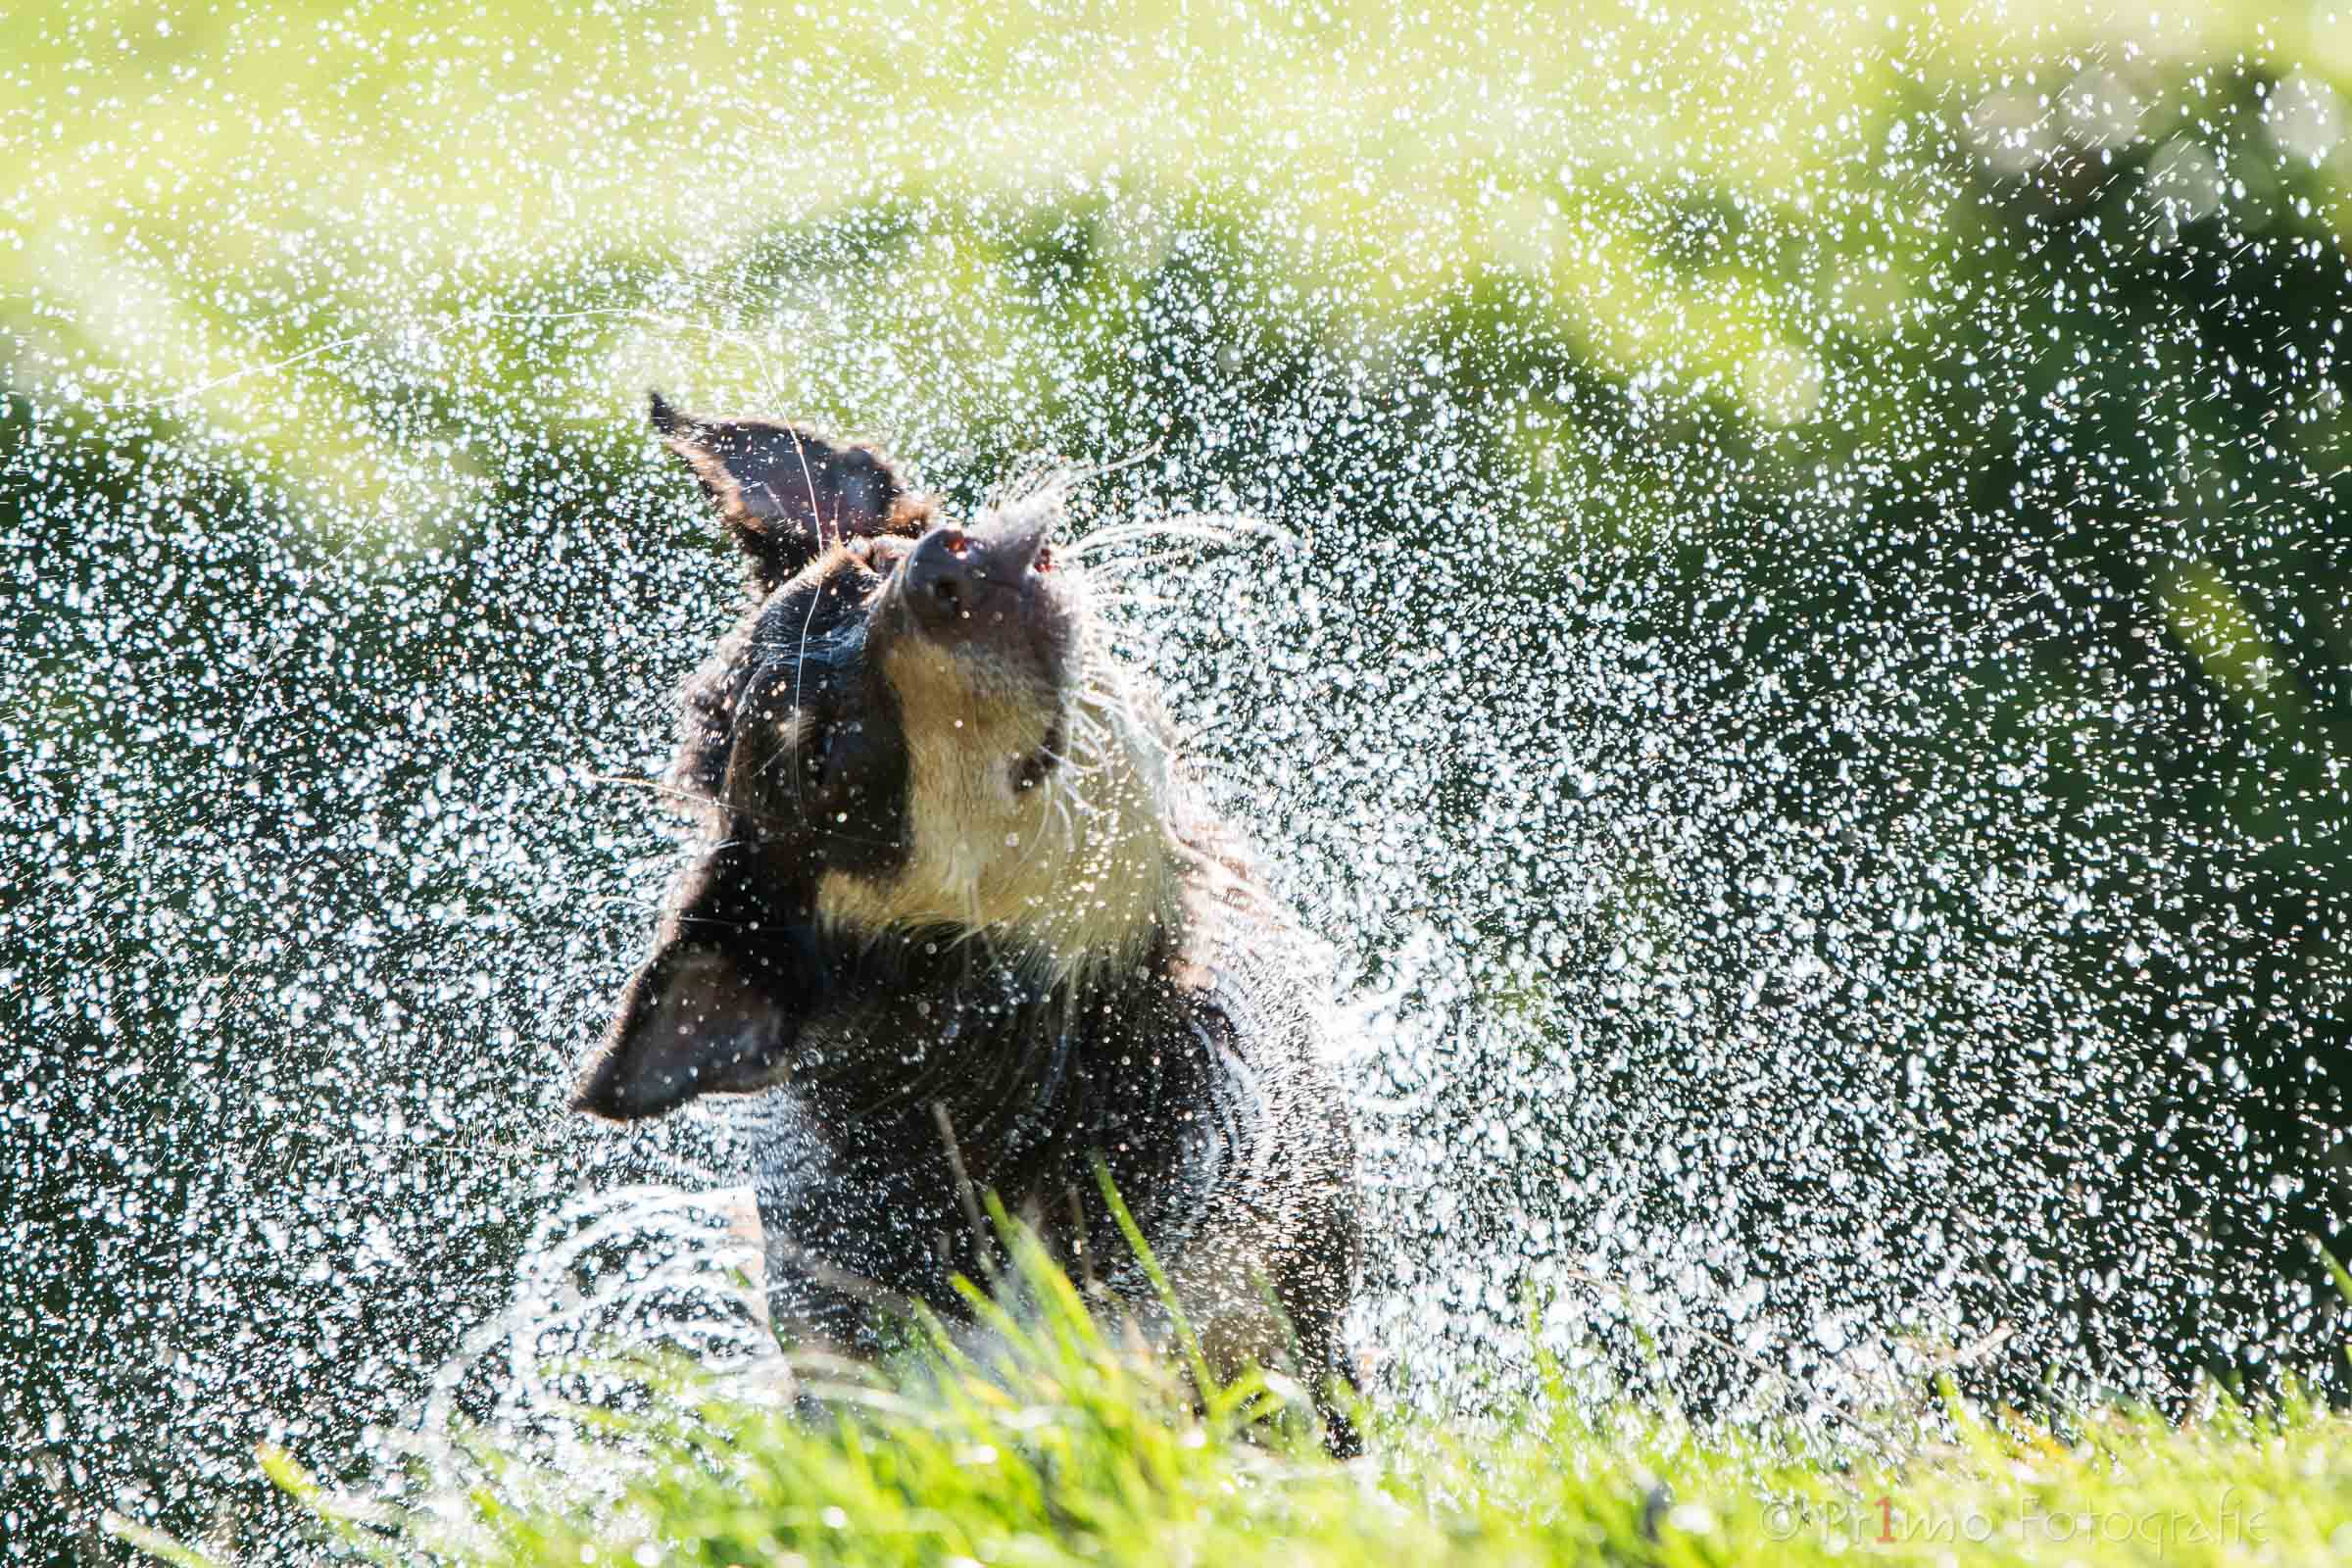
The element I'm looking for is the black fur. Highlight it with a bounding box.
[650,392,913,590]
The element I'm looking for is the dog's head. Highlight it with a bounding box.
[570,396,1180,1121]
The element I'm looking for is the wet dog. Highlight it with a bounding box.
[571,395,1361,1452]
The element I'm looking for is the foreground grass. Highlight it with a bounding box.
[108,1220,2352,1568]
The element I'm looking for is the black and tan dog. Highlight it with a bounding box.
[572,396,1361,1451]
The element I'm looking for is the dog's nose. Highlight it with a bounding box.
[905,522,1046,631]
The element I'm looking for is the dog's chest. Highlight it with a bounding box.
[749,975,1253,1321]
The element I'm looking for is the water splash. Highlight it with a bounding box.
[7,4,2350,1558]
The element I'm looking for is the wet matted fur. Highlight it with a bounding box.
[571,395,1362,1451]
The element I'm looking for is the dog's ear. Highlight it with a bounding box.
[569,943,798,1121]
[649,391,909,589]
[570,843,824,1122]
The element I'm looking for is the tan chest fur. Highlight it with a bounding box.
[814,637,1179,983]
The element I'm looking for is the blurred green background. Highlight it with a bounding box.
[10,0,2351,498]
[7,1,2352,1560]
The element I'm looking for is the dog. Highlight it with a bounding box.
[570,394,1362,1452]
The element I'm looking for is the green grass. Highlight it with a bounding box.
[107,1221,2352,1568]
